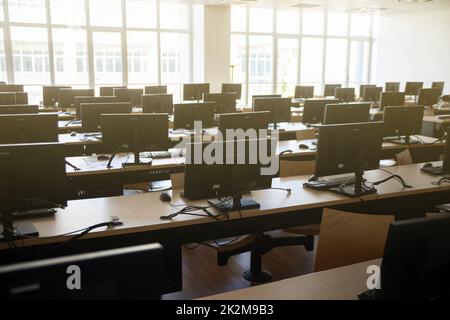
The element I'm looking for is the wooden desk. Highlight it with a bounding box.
[423,115,450,138]
[202,259,380,300]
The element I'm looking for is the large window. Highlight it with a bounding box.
[0,0,195,103]
[231,7,375,103]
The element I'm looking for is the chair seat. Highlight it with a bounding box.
[437,204,450,213]
[284,224,321,236]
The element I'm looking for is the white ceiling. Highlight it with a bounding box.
[186,0,450,14]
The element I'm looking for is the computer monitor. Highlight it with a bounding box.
[418,88,441,107]
[183,138,274,212]
[99,86,126,97]
[58,89,95,109]
[74,96,120,118]
[302,99,340,124]
[114,88,144,107]
[385,82,400,92]
[183,83,210,102]
[432,82,445,96]
[251,95,282,109]
[203,93,237,114]
[294,86,314,99]
[221,83,242,100]
[324,84,342,97]
[308,122,384,197]
[362,87,383,102]
[0,93,16,105]
[218,111,270,137]
[0,143,67,240]
[0,84,24,93]
[144,85,167,95]
[323,103,371,125]
[421,126,450,176]
[405,82,424,96]
[142,94,173,114]
[0,243,165,299]
[0,105,39,115]
[15,92,28,105]
[383,106,424,144]
[359,84,376,98]
[42,86,71,107]
[173,102,216,130]
[380,92,406,110]
[102,114,169,167]
[373,216,450,299]
[0,114,58,144]
[80,102,132,133]
[253,97,292,128]
[335,88,356,103]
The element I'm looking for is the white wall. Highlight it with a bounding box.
[204,5,230,93]
[375,9,450,94]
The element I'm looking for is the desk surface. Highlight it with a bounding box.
[423,115,450,124]
[201,259,380,300]
[3,162,449,250]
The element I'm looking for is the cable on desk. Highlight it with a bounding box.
[368,168,413,189]
[433,176,450,185]
[65,160,81,171]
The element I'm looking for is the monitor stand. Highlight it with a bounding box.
[208,196,260,213]
[122,151,153,168]
[0,222,39,242]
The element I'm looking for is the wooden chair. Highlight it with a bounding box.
[315,208,394,272]
[395,149,413,165]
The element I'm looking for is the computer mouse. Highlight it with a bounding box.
[160,192,172,202]
[299,144,310,150]
[423,163,433,169]
[97,155,110,161]
[70,131,77,137]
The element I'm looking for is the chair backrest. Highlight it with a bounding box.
[296,129,316,141]
[315,208,394,272]
[171,172,185,190]
[279,160,315,177]
[395,149,413,165]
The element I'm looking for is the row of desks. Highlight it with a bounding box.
[2,162,449,293]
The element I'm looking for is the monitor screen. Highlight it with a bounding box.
[380,92,406,109]
[114,88,144,107]
[183,83,210,101]
[218,111,270,137]
[253,97,292,124]
[58,89,95,109]
[405,82,424,96]
[294,86,314,99]
[81,102,132,133]
[74,96,120,118]
[142,94,173,114]
[362,87,383,102]
[221,83,242,100]
[173,102,216,130]
[335,88,356,103]
[359,85,376,98]
[0,114,58,144]
[324,103,370,125]
[314,122,384,178]
[43,86,71,107]
[99,86,126,97]
[0,105,39,115]
[302,99,340,124]
[383,106,424,138]
[144,86,167,95]
[324,84,342,97]
[0,93,17,105]
[203,93,237,114]
[385,82,400,92]
[418,88,441,107]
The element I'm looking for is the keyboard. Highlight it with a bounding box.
[304,176,356,190]
[148,151,172,159]
[438,115,450,120]
[358,289,384,300]
[3,208,57,221]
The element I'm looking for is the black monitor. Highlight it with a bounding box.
[432,82,445,96]
[385,82,400,92]
[0,84,24,93]
[203,93,237,114]
[183,138,275,212]
[218,111,270,137]
[221,83,242,100]
[324,103,371,125]
[307,122,384,197]
[144,85,167,95]
[324,84,342,97]
[173,102,216,130]
[251,95,282,109]
[335,88,355,103]
[418,88,441,107]
[362,86,383,102]
[0,114,58,144]
[74,96,120,118]
[99,86,126,97]
[0,243,165,299]
[0,93,16,105]
[114,88,144,107]
[15,92,28,105]
[369,216,450,300]
[58,89,95,109]
[383,106,424,145]
[183,83,210,101]
[0,143,67,240]
[302,98,340,124]
[0,105,39,114]
[102,113,169,167]
[421,127,450,176]
[359,84,376,98]
[81,102,132,133]
[142,94,173,114]
[253,97,291,128]
[42,86,71,107]
[380,92,406,110]
[405,82,424,96]
[294,86,314,99]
